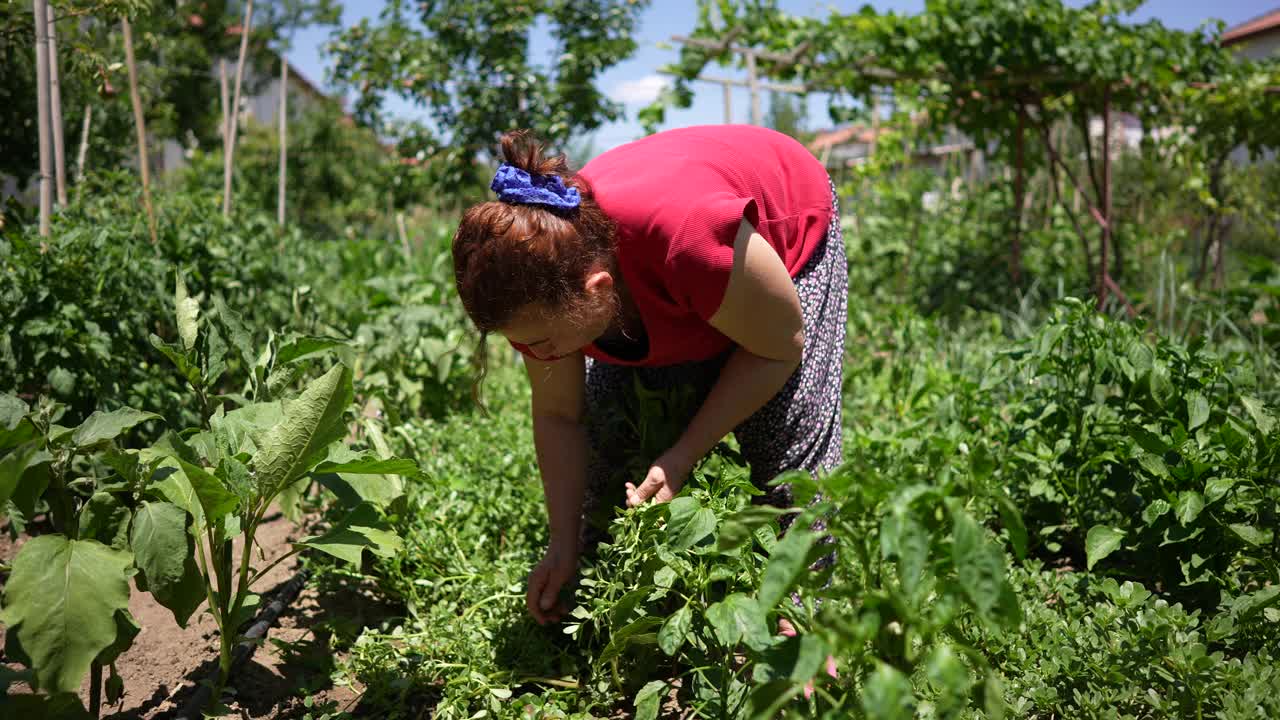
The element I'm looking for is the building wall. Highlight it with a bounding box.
[1231,32,1280,60]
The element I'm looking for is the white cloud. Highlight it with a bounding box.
[610,75,669,105]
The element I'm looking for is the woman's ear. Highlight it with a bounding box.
[584,269,614,297]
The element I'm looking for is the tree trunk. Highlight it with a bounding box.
[33,0,53,237]
[76,104,92,182]
[122,18,157,244]
[278,55,287,226]
[46,2,67,207]
[223,0,254,217]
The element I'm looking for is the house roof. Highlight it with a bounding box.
[1222,8,1280,46]
[808,125,884,152]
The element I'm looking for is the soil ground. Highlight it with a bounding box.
[0,509,393,718]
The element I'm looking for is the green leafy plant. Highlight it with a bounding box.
[1006,299,1279,612]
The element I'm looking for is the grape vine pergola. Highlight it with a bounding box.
[648,0,1280,309]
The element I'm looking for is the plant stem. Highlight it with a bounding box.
[245,547,302,588]
[89,661,102,718]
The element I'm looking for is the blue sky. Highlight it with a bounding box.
[285,1,1276,150]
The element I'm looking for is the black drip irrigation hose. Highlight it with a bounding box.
[171,567,311,720]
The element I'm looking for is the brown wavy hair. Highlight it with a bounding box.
[452,130,617,396]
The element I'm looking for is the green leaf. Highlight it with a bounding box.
[275,335,349,365]
[313,455,418,476]
[993,493,1027,560]
[758,529,815,610]
[672,507,717,551]
[177,459,238,524]
[1141,499,1172,525]
[748,680,804,720]
[205,321,228,388]
[297,503,402,565]
[1127,426,1167,455]
[949,503,1019,625]
[1240,396,1276,435]
[95,610,140,665]
[717,505,785,552]
[1137,453,1169,479]
[1086,525,1126,570]
[657,603,692,656]
[1228,523,1273,546]
[925,644,971,699]
[212,295,255,373]
[633,680,667,720]
[131,501,205,627]
[598,616,664,663]
[704,593,771,651]
[1204,476,1237,504]
[1175,491,1205,525]
[984,671,1007,720]
[175,271,200,352]
[862,662,915,720]
[71,408,161,449]
[150,334,201,388]
[0,536,134,694]
[755,633,828,684]
[665,496,699,540]
[0,393,29,430]
[254,364,353,494]
[0,442,51,506]
[79,492,132,550]
[1187,391,1210,430]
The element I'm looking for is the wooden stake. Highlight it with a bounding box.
[76,104,92,182]
[278,55,287,226]
[1098,87,1113,309]
[396,212,410,260]
[220,59,229,144]
[33,0,53,237]
[46,2,67,207]
[122,18,157,244]
[746,50,761,125]
[224,0,253,217]
[1010,107,1025,286]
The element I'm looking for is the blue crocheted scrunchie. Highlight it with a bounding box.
[490,163,581,211]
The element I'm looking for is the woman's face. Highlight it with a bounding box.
[499,271,615,360]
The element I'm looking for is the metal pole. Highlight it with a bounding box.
[723,82,732,124]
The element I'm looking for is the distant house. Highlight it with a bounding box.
[158,32,342,174]
[4,27,344,203]
[808,122,978,179]
[1221,8,1280,60]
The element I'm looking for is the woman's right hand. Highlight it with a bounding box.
[527,540,579,625]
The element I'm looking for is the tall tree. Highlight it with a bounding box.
[328,0,651,195]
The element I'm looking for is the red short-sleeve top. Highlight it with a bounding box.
[513,124,833,367]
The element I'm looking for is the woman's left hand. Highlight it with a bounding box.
[626,448,694,507]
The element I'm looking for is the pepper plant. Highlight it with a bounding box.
[1,270,415,717]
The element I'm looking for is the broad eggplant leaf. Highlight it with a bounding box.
[0,536,134,694]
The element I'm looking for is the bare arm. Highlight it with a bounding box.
[525,351,588,551]
[627,218,805,505]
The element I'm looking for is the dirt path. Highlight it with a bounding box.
[1,509,386,718]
